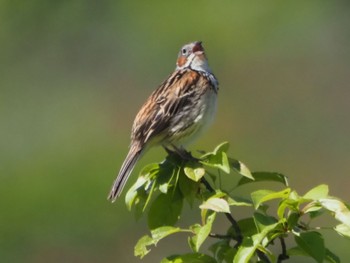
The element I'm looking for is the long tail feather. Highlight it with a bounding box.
[108,145,143,202]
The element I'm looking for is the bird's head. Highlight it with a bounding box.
[176,41,211,72]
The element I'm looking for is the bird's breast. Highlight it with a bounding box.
[168,83,217,146]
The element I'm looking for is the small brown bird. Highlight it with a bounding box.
[108,41,219,202]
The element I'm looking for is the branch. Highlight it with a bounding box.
[257,250,271,263]
[225,213,243,247]
[277,237,289,263]
[209,233,232,239]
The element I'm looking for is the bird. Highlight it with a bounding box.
[108,41,219,202]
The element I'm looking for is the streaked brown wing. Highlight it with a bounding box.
[131,69,209,146]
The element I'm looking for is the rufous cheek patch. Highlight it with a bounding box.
[177,56,187,67]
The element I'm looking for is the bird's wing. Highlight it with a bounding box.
[131,69,209,146]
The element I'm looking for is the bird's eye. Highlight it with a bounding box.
[181,48,187,55]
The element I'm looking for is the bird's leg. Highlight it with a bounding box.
[163,144,199,161]
[163,145,176,156]
[173,145,190,159]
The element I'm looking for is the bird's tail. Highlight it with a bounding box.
[108,144,143,202]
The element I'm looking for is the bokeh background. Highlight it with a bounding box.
[1,1,349,262]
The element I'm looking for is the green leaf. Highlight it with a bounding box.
[325,248,341,263]
[201,152,230,174]
[189,212,216,252]
[178,172,199,207]
[135,227,184,259]
[133,188,149,220]
[125,163,158,211]
[156,161,178,194]
[184,162,205,182]
[188,224,201,252]
[237,218,258,237]
[303,184,329,200]
[287,246,308,257]
[215,141,230,153]
[277,199,299,219]
[287,246,338,262]
[141,162,160,175]
[126,161,172,213]
[294,231,325,263]
[224,247,237,263]
[125,176,148,210]
[251,188,291,209]
[200,142,230,174]
[208,240,233,262]
[237,172,289,187]
[151,226,182,242]
[308,209,325,219]
[148,188,183,229]
[287,190,303,202]
[227,196,252,207]
[134,235,155,258]
[287,212,300,230]
[200,141,229,158]
[229,158,254,180]
[302,201,323,215]
[253,212,278,233]
[334,223,350,239]
[234,221,279,263]
[319,198,350,226]
[200,197,230,213]
[161,253,217,263]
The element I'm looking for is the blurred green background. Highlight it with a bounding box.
[1,1,349,262]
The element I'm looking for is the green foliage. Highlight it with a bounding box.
[126,142,350,262]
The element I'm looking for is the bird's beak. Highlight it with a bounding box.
[192,41,204,53]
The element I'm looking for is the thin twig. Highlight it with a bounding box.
[277,237,289,263]
[209,233,232,239]
[257,250,271,263]
[225,213,243,247]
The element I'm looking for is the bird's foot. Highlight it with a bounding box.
[163,144,199,162]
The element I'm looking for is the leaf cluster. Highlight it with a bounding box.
[125,142,350,263]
